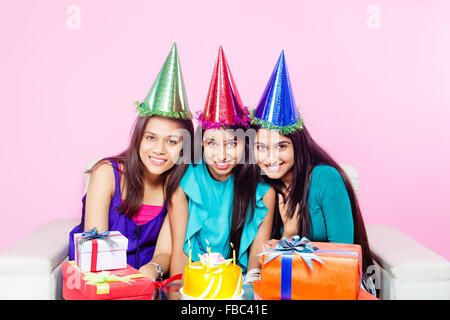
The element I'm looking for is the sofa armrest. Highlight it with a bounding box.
[366,224,449,299]
[0,218,80,275]
[366,224,449,281]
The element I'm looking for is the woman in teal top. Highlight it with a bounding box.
[168,126,275,277]
[298,164,354,243]
[168,46,275,279]
[249,50,376,294]
[178,152,273,270]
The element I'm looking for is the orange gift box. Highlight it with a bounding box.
[62,261,155,300]
[254,237,366,300]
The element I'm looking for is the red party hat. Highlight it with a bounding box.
[197,46,250,129]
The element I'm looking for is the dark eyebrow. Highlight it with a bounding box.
[145,131,180,138]
[277,140,291,145]
[255,141,290,147]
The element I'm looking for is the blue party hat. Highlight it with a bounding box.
[250,50,304,134]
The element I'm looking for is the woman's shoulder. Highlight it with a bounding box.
[180,162,220,188]
[254,180,273,206]
[261,185,276,208]
[90,159,115,177]
[87,159,119,195]
[310,164,347,192]
[311,164,343,181]
[180,163,199,186]
[256,180,272,194]
[179,163,205,203]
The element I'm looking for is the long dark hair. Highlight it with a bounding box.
[195,125,260,260]
[88,115,194,218]
[259,125,374,272]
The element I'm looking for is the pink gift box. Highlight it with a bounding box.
[62,261,154,300]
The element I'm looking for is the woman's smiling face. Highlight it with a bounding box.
[202,127,244,181]
[254,128,295,180]
[139,116,185,177]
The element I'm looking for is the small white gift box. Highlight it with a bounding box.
[73,230,128,272]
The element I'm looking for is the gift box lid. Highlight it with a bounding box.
[74,231,128,253]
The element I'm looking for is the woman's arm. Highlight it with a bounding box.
[168,185,190,276]
[247,187,276,271]
[320,168,354,243]
[139,214,172,281]
[84,162,115,232]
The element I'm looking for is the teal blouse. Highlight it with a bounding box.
[303,165,354,243]
[180,162,270,271]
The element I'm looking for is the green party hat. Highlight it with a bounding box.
[136,43,192,119]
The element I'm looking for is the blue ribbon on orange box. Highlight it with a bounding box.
[257,236,361,300]
[258,236,323,300]
[258,236,323,269]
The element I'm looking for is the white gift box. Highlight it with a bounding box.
[73,231,128,272]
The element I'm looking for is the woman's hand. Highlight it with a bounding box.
[278,193,300,238]
[278,193,291,225]
[258,239,278,264]
[139,263,158,282]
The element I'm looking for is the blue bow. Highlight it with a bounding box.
[258,236,324,270]
[78,228,110,246]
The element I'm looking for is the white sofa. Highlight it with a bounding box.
[0,163,448,299]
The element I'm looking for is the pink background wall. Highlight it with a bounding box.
[1,1,449,259]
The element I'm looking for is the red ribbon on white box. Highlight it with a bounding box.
[74,232,123,272]
[90,239,98,272]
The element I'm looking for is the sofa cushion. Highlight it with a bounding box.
[0,219,79,274]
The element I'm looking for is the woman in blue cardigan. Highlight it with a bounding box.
[249,50,376,294]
